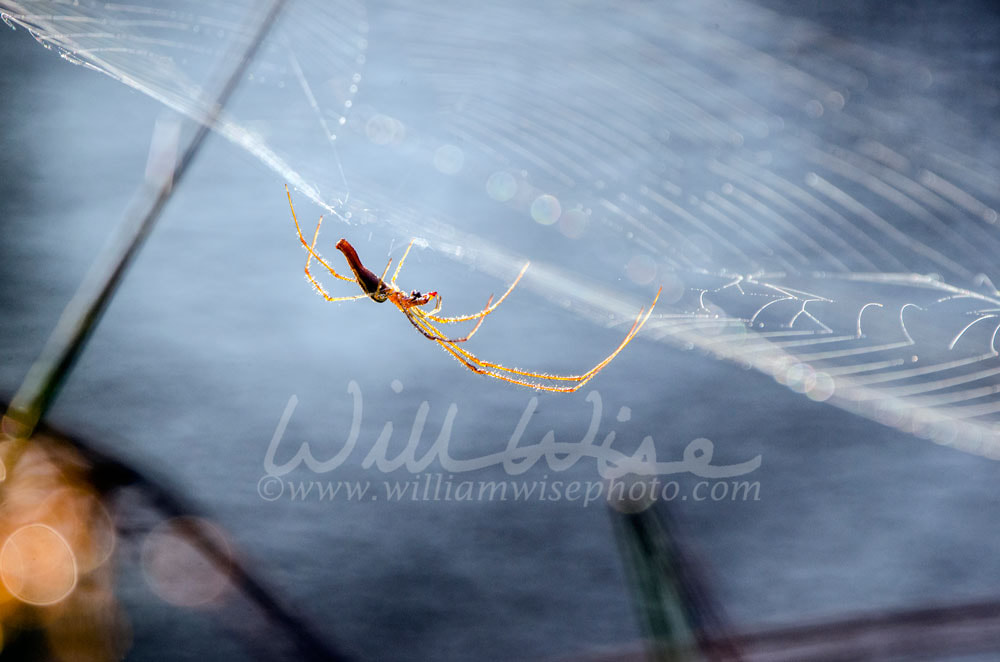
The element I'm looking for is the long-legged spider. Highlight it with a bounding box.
[286,186,660,392]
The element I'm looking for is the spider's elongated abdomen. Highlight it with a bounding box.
[335,239,388,302]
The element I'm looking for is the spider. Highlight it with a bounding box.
[286,186,660,392]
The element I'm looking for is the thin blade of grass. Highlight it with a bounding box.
[2,0,289,440]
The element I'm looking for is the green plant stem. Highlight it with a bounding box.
[1,0,288,442]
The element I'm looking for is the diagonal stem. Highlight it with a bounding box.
[1,0,289,441]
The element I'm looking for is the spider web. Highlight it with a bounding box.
[3,0,1000,457]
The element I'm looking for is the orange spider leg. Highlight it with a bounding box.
[408,312,584,392]
[423,293,444,316]
[286,184,353,284]
[378,235,527,326]
[443,288,658,381]
[409,288,661,392]
[428,261,530,324]
[448,290,657,384]
[303,214,370,303]
[379,257,394,284]
[390,240,416,286]
[385,241,442,317]
[399,294,493,343]
[361,238,427,300]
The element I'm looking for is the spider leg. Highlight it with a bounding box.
[400,296,492,342]
[286,184,353,283]
[427,261,529,324]
[423,295,491,342]
[301,215,369,302]
[390,240,416,286]
[415,287,661,392]
[448,298,651,381]
[304,250,369,301]
[423,293,443,316]
[408,305,588,391]
[419,325,582,392]
[306,289,370,303]
[286,186,367,302]
[413,292,480,326]
[380,257,393,285]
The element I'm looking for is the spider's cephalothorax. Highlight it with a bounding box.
[287,186,659,392]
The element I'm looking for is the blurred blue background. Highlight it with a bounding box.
[1,1,999,659]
